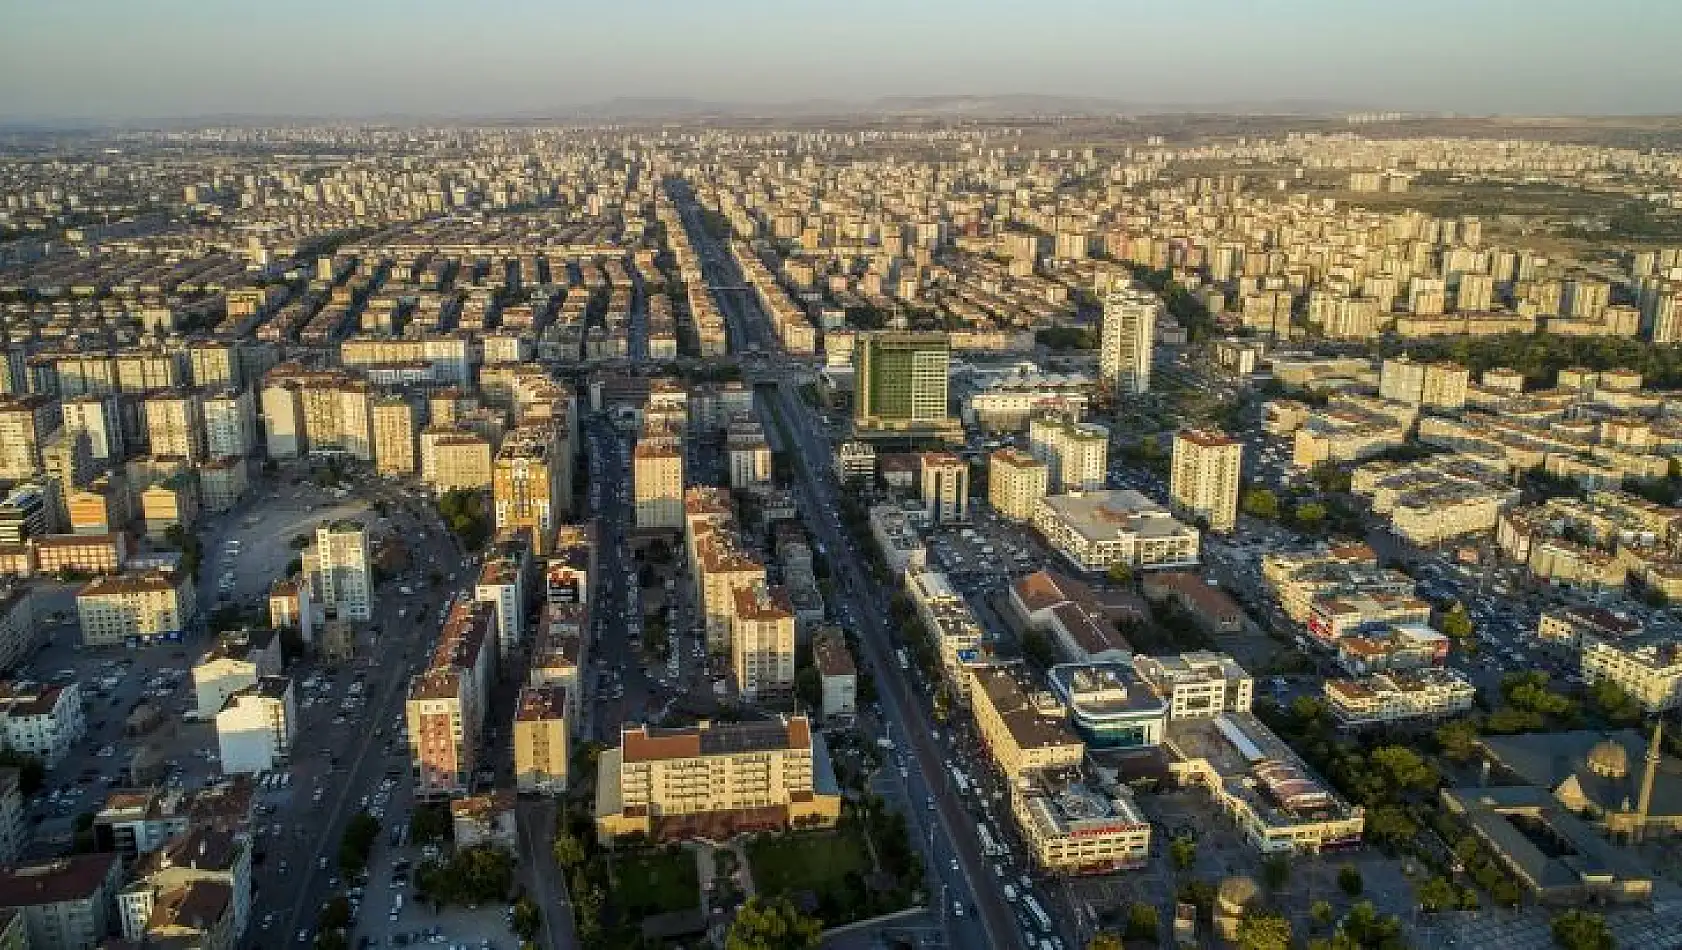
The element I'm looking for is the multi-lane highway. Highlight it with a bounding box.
[668,178,1026,950]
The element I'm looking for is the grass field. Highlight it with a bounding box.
[613,847,700,917]
[746,827,873,897]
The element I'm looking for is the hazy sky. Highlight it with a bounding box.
[2,0,1679,119]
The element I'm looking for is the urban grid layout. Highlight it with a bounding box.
[3,20,1682,950]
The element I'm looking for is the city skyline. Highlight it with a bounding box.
[3,0,1681,120]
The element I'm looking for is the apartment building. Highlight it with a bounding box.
[594,716,841,844]
[474,545,530,655]
[918,452,969,524]
[810,629,857,724]
[0,770,23,866]
[142,389,207,463]
[202,389,256,459]
[191,629,282,718]
[0,586,37,676]
[1378,357,1470,409]
[61,396,123,465]
[214,677,296,774]
[0,854,121,950]
[905,569,985,696]
[731,585,796,702]
[1028,417,1109,493]
[0,395,58,480]
[0,682,86,769]
[1100,287,1158,395]
[405,601,496,799]
[308,521,371,622]
[493,424,564,553]
[75,569,197,647]
[1322,667,1476,726]
[1581,638,1682,713]
[692,521,765,654]
[633,438,684,531]
[420,428,494,492]
[371,396,418,476]
[1170,428,1242,533]
[1032,490,1200,573]
[968,663,1085,779]
[988,448,1049,521]
[512,685,568,796]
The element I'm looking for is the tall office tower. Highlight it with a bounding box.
[633,426,684,531]
[1100,288,1159,395]
[493,424,563,553]
[1028,417,1109,493]
[371,396,418,476]
[1379,357,1470,410]
[0,394,59,480]
[1170,429,1243,533]
[62,395,124,466]
[731,585,797,701]
[142,389,207,463]
[988,449,1049,521]
[918,452,970,524]
[1455,272,1495,313]
[312,521,372,621]
[852,332,957,436]
[203,389,257,458]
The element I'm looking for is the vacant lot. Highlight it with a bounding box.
[613,847,700,917]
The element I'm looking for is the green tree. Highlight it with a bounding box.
[1370,746,1438,792]
[317,894,351,931]
[1236,911,1292,950]
[510,896,541,941]
[1087,932,1124,950]
[1550,909,1614,950]
[552,830,586,869]
[1440,601,1475,639]
[1020,629,1057,670]
[794,665,822,711]
[1417,877,1459,913]
[338,811,381,875]
[1260,853,1291,891]
[1310,900,1335,928]
[1170,835,1198,871]
[1106,563,1134,585]
[724,896,823,950]
[1124,902,1159,941]
[1435,719,1481,762]
[1292,501,1328,528]
[409,804,451,846]
[1337,863,1364,897]
[1241,488,1281,520]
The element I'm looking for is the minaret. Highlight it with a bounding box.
[1634,721,1663,844]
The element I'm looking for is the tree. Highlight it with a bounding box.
[1369,746,1437,792]
[1020,629,1056,670]
[1260,853,1291,891]
[1235,911,1292,950]
[1417,877,1459,913]
[510,896,541,941]
[1169,835,1198,871]
[1310,900,1335,928]
[1435,719,1481,762]
[1337,864,1364,897]
[409,804,451,846]
[339,811,381,875]
[1087,933,1124,950]
[1292,501,1328,528]
[437,489,492,551]
[552,830,586,870]
[1550,910,1614,950]
[1440,601,1474,639]
[1241,488,1281,520]
[318,894,351,932]
[1124,901,1159,940]
[1106,563,1134,585]
[724,896,822,950]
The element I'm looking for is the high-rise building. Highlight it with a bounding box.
[731,585,796,701]
[371,396,417,476]
[988,448,1049,521]
[310,521,371,622]
[142,389,207,463]
[1028,417,1109,493]
[1100,287,1159,395]
[62,396,124,466]
[202,389,256,459]
[406,601,495,799]
[918,452,969,524]
[633,425,684,531]
[0,395,58,480]
[853,332,958,436]
[512,685,568,796]
[493,424,563,553]
[1378,357,1469,409]
[1171,428,1243,533]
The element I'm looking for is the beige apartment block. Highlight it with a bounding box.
[988,449,1049,521]
[1170,428,1242,533]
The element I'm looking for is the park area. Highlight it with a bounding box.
[613,847,701,918]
